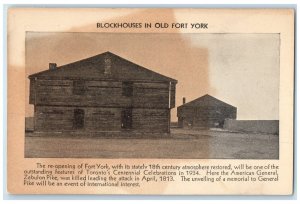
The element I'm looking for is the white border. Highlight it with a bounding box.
[0,0,298,203]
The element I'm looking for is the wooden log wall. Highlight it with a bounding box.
[30,79,174,109]
[34,106,170,133]
[132,108,169,133]
[178,106,237,128]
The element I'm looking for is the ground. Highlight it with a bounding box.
[25,128,279,159]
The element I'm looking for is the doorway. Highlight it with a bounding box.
[121,108,132,129]
[74,109,84,129]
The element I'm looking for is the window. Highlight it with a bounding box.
[73,109,84,129]
[73,80,85,95]
[122,81,133,97]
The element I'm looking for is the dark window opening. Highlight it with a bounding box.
[74,109,84,129]
[121,108,132,129]
[122,82,133,97]
[73,80,85,95]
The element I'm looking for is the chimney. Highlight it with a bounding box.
[183,97,186,105]
[49,63,57,70]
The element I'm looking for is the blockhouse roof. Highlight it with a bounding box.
[29,51,177,83]
[178,94,236,109]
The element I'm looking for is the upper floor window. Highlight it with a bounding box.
[73,80,85,95]
[122,81,133,97]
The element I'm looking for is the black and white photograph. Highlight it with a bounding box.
[25,32,280,159]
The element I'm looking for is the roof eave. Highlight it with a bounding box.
[27,75,177,83]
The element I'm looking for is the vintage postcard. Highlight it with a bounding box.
[7,8,294,195]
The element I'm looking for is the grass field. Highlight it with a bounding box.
[25,128,279,159]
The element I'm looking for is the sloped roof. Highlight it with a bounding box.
[178,94,236,108]
[28,51,177,83]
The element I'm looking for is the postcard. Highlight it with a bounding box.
[7,8,294,195]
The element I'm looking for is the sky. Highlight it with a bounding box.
[25,32,279,121]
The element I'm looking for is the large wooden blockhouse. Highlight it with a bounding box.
[28,52,177,133]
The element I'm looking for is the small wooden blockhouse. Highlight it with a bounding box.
[177,94,237,128]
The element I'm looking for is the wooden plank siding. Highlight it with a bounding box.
[178,106,237,128]
[31,79,174,133]
[34,106,170,133]
[29,79,36,104]
[132,109,169,133]
[31,79,173,109]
